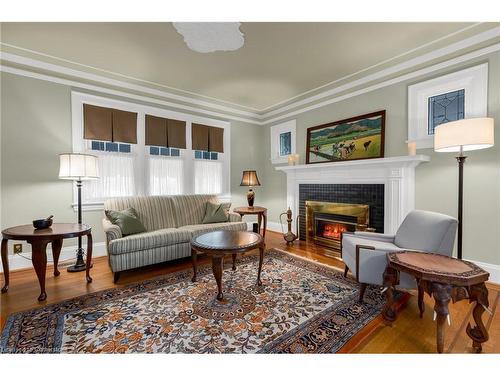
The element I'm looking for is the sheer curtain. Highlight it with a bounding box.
[148,156,183,195]
[194,160,222,194]
[83,153,135,201]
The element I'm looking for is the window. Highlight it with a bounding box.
[71,92,230,209]
[408,63,487,149]
[427,89,465,135]
[270,119,296,164]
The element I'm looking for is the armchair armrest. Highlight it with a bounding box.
[102,218,122,242]
[228,212,242,222]
[348,231,396,243]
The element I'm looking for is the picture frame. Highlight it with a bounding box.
[306,110,385,164]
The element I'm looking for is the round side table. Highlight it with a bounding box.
[233,206,267,238]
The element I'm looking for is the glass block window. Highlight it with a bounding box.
[150,147,180,157]
[194,150,218,160]
[428,89,465,135]
[279,131,292,156]
[91,141,131,153]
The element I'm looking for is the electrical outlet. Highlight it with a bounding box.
[13,244,22,254]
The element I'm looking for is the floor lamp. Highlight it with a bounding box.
[59,153,99,272]
[434,118,494,259]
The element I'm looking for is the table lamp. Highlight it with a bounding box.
[434,118,494,259]
[240,170,261,207]
[59,153,99,272]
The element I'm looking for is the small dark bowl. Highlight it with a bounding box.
[33,218,53,230]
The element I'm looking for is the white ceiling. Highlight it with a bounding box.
[1,22,499,111]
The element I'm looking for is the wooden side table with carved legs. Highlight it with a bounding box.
[233,206,267,238]
[382,251,490,353]
[1,223,93,302]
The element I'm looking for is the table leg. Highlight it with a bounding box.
[257,244,265,286]
[232,253,237,271]
[466,282,489,353]
[262,211,267,238]
[257,214,262,235]
[1,239,9,293]
[417,279,425,318]
[212,255,224,301]
[382,265,399,321]
[51,239,63,277]
[86,233,93,283]
[431,282,452,354]
[191,248,198,282]
[30,240,49,302]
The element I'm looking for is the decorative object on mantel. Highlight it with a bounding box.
[306,110,385,164]
[240,170,261,207]
[59,153,99,272]
[279,207,298,245]
[406,141,417,156]
[287,153,299,166]
[434,117,494,259]
[408,63,488,149]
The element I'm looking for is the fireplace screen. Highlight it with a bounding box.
[306,201,371,251]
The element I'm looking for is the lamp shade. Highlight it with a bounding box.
[240,170,261,187]
[434,118,494,153]
[59,153,99,180]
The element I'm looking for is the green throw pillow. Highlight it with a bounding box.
[202,202,231,224]
[105,207,147,236]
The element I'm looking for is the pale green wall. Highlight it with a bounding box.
[260,51,500,265]
[0,72,264,253]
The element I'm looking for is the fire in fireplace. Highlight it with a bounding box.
[306,201,371,251]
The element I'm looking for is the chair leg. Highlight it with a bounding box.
[113,271,121,283]
[343,265,349,277]
[359,283,367,302]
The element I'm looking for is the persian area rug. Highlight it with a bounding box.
[1,249,402,353]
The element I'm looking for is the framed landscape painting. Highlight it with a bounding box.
[306,110,385,164]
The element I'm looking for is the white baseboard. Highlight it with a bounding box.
[245,221,282,233]
[0,242,107,273]
[465,258,500,284]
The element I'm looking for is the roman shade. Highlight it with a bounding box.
[145,115,186,149]
[83,104,137,144]
[192,123,224,152]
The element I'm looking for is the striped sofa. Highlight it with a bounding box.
[102,195,247,281]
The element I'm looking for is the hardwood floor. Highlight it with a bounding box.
[1,230,498,353]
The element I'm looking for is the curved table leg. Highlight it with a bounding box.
[257,244,265,286]
[212,255,224,301]
[417,279,425,318]
[51,239,63,277]
[431,282,452,354]
[30,240,49,302]
[191,248,198,282]
[382,265,399,322]
[466,282,489,353]
[232,253,237,271]
[1,239,9,294]
[262,211,267,238]
[86,233,93,283]
[257,214,262,236]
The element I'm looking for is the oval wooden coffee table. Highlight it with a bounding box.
[190,230,265,301]
[1,223,92,301]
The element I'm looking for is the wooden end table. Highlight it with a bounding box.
[190,230,265,301]
[382,251,490,353]
[1,223,93,302]
[233,206,267,238]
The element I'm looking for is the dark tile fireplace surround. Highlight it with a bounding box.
[299,184,384,241]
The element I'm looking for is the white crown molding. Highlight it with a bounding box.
[262,26,500,120]
[1,25,500,127]
[0,51,262,120]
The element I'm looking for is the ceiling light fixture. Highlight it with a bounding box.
[173,22,244,53]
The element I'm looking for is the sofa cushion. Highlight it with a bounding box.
[104,196,177,231]
[170,194,219,226]
[179,222,248,238]
[109,228,191,255]
[105,207,147,236]
[202,202,231,224]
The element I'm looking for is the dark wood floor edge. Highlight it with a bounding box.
[337,292,411,353]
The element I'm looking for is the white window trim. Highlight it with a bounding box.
[270,119,296,164]
[408,63,488,149]
[71,91,231,211]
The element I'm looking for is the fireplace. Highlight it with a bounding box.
[306,201,371,250]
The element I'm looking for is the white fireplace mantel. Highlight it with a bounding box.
[275,155,430,234]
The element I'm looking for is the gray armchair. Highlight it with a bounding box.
[341,210,458,301]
